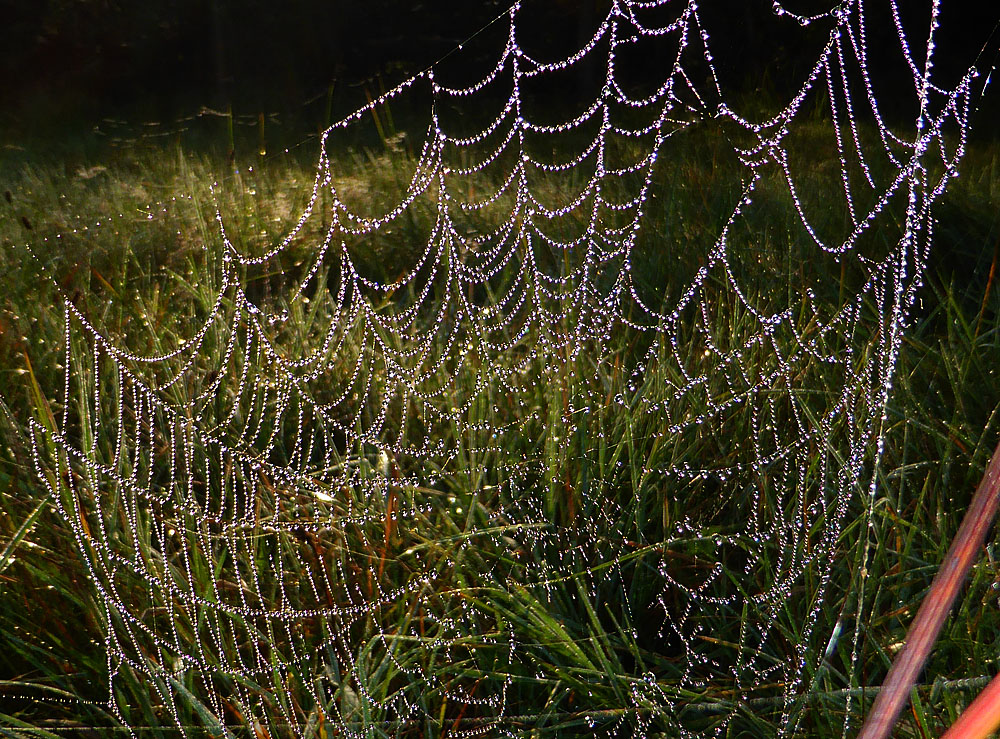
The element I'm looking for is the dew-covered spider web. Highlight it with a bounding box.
[28,0,981,735]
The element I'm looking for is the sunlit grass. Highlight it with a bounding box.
[0,110,999,737]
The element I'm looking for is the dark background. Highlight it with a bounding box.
[0,0,997,144]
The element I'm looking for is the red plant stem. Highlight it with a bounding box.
[941,670,1000,738]
[857,439,1000,739]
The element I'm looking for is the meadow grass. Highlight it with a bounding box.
[0,109,999,737]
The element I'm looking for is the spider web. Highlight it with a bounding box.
[28,0,979,735]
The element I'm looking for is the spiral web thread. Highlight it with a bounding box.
[28,0,978,735]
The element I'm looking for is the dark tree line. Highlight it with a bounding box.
[1,0,995,132]
[1,0,509,124]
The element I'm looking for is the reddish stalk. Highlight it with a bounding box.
[857,439,1000,739]
[942,670,1000,738]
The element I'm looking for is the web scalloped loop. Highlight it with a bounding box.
[30,0,977,735]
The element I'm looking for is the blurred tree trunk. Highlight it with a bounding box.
[211,0,231,106]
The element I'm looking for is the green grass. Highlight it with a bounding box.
[0,104,999,738]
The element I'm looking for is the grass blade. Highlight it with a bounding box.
[0,497,48,576]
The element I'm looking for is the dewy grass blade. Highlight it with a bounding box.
[0,496,47,576]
